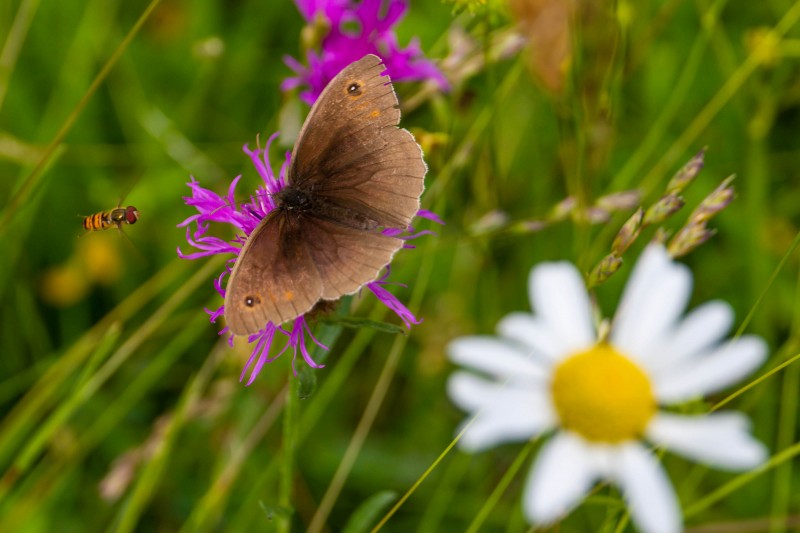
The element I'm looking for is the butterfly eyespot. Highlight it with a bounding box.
[244,295,261,307]
[346,81,362,96]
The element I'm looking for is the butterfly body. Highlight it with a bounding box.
[224,54,426,335]
[278,187,381,231]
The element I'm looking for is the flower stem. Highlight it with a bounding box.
[278,373,299,533]
[465,439,535,533]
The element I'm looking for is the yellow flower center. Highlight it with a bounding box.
[551,343,656,443]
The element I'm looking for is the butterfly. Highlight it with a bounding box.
[224,54,427,336]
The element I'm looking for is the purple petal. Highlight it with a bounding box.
[205,305,225,322]
[367,278,420,328]
[286,316,327,375]
[241,323,283,386]
[417,209,445,225]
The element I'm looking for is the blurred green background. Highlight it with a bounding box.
[2,0,800,531]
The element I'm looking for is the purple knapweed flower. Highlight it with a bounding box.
[283,0,449,105]
[177,133,439,385]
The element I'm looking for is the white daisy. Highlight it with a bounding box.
[447,244,768,533]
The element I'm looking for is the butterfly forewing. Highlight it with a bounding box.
[289,54,425,230]
[311,133,426,230]
[290,55,400,180]
[225,212,324,335]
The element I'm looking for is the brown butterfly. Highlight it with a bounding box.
[224,54,427,336]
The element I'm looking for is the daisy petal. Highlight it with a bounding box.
[497,312,565,362]
[529,263,595,354]
[448,372,555,451]
[613,442,681,533]
[523,432,598,524]
[654,335,767,402]
[652,300,734,372]
[448,336,547,381]
[646,412,767,470]
[612,245,692,365]
[611,245,670,349]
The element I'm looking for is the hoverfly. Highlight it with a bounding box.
[82,205,140,232]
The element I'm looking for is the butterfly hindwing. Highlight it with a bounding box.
[224,211,323,335]
[304,218,403,300]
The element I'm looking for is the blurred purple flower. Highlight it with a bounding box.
[177,133,438,385]
[283,0,449,105]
